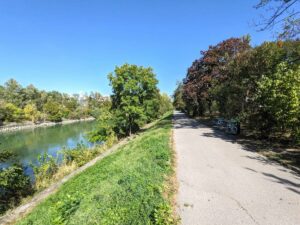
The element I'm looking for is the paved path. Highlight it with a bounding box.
[174,112,300,225]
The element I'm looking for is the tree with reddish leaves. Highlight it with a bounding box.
[182,36,251,116]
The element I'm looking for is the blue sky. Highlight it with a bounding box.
[0,0,273,96]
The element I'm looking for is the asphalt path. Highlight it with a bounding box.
[174,111,300,225]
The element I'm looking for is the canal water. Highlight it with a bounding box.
[0,121,97,171]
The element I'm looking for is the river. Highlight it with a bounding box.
[0,121,97,173]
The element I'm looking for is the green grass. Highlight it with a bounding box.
[17,113,174,225]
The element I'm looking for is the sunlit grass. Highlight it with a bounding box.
[17,113,175,225]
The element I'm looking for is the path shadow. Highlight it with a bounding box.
[174,112,300,176]
[174,112,300,196]
[173,112,206,129]
[243,166,300,195]
[262,172,300,188]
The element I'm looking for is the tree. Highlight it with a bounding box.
[255,0,300,39]
[179,37,300,142]
[24,103,39,123]
[158,93,173,116]
[0,78,106,124]
[4,103,23,122]
[255,63,300,139]
[0,100,5,125]
[108,64,159,136]
[43,100,62,122]
[182,36,251,116]
[88,106,115,143]
[3,79,24,107]
[173,82,186,111]
[23,84,40,108]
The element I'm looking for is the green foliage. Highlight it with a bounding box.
[18,114,176,225]
[181,37,300,142]
[173,82,185,111]
[158,93,173,116]
[254,63,300,138]
[0,79,107,124]
[24,103,40,123]
[2,79,24,107]
[108,64,160,136]
[153,202,176,225]
[0,100,5,125]
[43,100,63,122]
[88,106,116,143]
[0,149,14,162]
[0,164,33,214]
[4,103,24,122]
[61,143,97,167]
[32,153,58,189]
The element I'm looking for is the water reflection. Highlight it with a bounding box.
[0,121,96,167]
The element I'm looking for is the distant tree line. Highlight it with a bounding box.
[173,36,300,142]
[0,79,108,125]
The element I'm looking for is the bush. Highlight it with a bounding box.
[62,144,97,167]
[0,149,14,162]
[254,63,300,139]
[88,107,116,143]
[0,164,33,214]
[32,153,59,189]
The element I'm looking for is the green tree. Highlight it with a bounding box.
[173,82,186,111]
[88,106,115,143]
[22,84,40,108]
[3,79,24,107]
[108,64,159,136]
[158,93,173,116]
[24,103,40,123]
[255,63,300,139]
[43,100,62,122]
[4,103,24,122]
[0,100,5,125]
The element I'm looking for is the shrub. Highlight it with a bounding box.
[254,63,300,139]
[32,153,58,189]
[0,164,33,214]
[62,144,97,167]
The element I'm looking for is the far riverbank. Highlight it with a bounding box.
[0,117,95,133]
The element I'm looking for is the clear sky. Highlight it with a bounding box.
[0,0,273,96]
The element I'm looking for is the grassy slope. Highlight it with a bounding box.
[17,114,173,225]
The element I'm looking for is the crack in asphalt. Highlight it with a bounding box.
[225,194,260,225]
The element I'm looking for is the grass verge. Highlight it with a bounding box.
[16,113,177,225]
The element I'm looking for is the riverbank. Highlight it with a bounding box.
[0,117,95,133]
[6,113,176,225]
